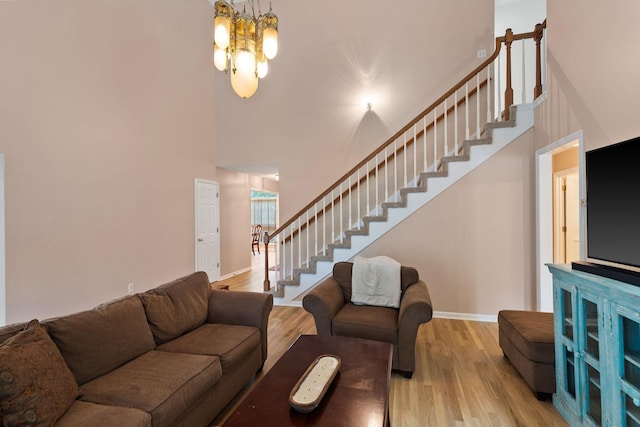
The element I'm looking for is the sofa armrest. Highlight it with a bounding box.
[398,280,433,341]
[207,290,274,363]
[302,277,345,335]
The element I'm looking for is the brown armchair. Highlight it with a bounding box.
[302,261,433,378]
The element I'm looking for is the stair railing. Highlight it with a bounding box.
[263,21,547,293]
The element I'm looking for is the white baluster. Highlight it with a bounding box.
[339,183,343,243]
[444,98,448,156]
[413,124,417,186]
[314,204,318,256]
[376,154,380,215]
[404,132,408,190]
[366,161,370,216]
[521,39,526,104]
[385,146,389,202]
[393,140,397,200]
[476,73,481,135]
[357,169,361,229]
[322,196,326,255]
[298,220,301,269]
[348,176,352,234]
[423,116,428,173]
[487,65,492,123]
[290,223,294,278]
[465,82,470,140]
[306,211,309,267]
[330,189,334,244]
[433,107,437,169]
[497,54,502,122]
[454,91,458,154]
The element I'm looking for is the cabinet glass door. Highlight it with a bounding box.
[582,296,601,425]
[619,311,640,427]
[558,286,578,399]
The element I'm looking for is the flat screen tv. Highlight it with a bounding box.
[572,136,640,285]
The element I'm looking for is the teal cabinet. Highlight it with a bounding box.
[549,264,640,427]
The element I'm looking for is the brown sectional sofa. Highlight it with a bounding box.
[0,272,273,426]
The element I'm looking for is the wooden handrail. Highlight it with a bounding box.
[264,21,547,291]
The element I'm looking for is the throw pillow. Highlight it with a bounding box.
[0,320,78,426]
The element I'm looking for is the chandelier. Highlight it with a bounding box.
[213,0,279,99]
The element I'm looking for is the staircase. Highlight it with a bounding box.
[263,23,547,305]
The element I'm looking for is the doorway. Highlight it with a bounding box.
[195,179,221,282]
[536,131,584,312]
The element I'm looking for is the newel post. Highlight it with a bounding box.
[503,28,514,121]
[533,22,544,99]
[263,232,271,291]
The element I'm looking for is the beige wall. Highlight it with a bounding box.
[537,0,640,152]
[0,0,218,323]
[553,147,579,173]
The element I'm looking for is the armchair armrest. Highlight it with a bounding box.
[398,280,433,340]
[207,290,274,363]
[302,277,345,335]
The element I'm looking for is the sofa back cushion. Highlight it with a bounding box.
[332,261,419,304]
[45,295,155,385]
[0,321,29,345]
[139,271,211,345]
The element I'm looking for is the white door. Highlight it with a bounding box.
[553,170,580,264]
[195,179,220,282]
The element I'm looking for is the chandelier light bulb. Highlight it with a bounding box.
[262,27,278,59]
[214,16,231,50]
[257,57,268,78]
[231,50,259,98]
[213,44,228,71]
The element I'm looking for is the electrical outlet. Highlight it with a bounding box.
[128,283,135,294]
[477,49,487,59]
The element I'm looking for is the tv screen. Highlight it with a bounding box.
[586,136,640,269]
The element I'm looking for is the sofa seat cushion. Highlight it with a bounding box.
[140,272,211,345]
[332,303,398,344]
[79,350,222,427]
[56,400,151,427]
[157,324,260,374]
[498,310,555,364]
[45,295,156,385]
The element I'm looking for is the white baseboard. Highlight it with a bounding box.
[433,311,497,323]
[217,267,252,282]
[267,304,499,322]
[274,300,303,308]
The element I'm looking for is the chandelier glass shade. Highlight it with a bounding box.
[213,0,278,99]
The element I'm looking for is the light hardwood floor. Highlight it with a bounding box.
[212,250,567,426]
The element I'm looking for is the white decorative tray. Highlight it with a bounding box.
[288,354,341,413]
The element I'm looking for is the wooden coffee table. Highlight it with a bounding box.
[222,334,393,426]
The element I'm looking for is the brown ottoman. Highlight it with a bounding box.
[498,310,555,400]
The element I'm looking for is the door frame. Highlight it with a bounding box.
[195,178,221,282]
[535,130,584,312]
[0,154,5,326]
